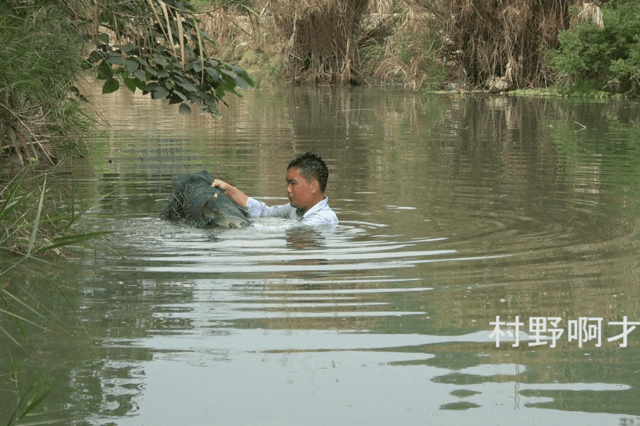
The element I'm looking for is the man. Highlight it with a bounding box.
[211,152,338,225]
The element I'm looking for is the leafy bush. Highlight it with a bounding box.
[551,0,640,96]
[87,0,254,116]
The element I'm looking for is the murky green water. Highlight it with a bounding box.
[3,84,640,425]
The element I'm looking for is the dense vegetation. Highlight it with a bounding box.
[552,0,640,96]
[203,0,638,96]
[0,0,252,168]
[0,2,90,167]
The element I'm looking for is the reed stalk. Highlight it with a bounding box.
[439,0,582,89]
[266,0,369,85]
[0,1,91,165]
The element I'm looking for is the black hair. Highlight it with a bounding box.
[287,151,329,193]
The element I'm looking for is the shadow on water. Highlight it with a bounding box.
[3,84,640,425]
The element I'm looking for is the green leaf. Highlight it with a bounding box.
[102,79,119,94]
[220,68,239,81]
[206,67,220,81]
[174,1,188,12]
[145,65,158,77]
[98,33,109,44]
[241,73,255,88]
[134,78,146,90]
[17,387,51,421]
[179,103,192,114]
[152,54,168,67]
[96,60,113,80]
[221,74,238,90]
[169,90,187,104]
[200,92,216,104]
[125,60,139,72]
[99,13,112,25]
[199,29,214,43]
[124,78,137,93]
[88,50,104,63]
[106,54,124,65]
[152,86,170,99]
[178,80,198,93]
[231,65,244,75]
[133,69,146,81]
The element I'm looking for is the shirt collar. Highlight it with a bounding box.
[299,196,329,220]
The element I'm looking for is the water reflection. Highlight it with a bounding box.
[3,84,640,425]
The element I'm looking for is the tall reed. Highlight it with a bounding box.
[439,0,581,89]
[267,0,369,85]
[0,2,91,166]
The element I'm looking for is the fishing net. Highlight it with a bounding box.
[160,171,251,228]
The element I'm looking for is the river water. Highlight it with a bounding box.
[3,84,640,425]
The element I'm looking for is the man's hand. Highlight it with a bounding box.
[211,178,249,208]
[211,179,231,192]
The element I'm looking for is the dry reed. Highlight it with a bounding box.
[361,0,445,89]
[266,0,369,85]
[577,2,604,29]
[440,0,584,90]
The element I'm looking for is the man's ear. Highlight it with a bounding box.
[310,179,320,194]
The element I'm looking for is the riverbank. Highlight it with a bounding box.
[198,0,638,98]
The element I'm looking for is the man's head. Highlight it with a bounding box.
[286,152,329,212]
[287,152,329,192]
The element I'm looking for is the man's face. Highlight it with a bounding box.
[286,167,318,212]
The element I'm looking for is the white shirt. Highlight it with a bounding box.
[246,196,338,225]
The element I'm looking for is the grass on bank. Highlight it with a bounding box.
[0,167,111,425]
[0,3,91,165]
[202,0,448,88]
[197,0,638,98]
[0,168,109,422]
[0,168,109,261]
[5,355,52,426]
[1,167,111,353]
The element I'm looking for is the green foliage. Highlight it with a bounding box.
[424,64,447,92]
[0,168,111,262]
[0,0,254,167]
[87,0,254,115]
[551,0,640,96]
[0,6,82,109]
[0,2,91,162]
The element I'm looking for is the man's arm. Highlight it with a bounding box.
[211,179,248,208]
[212,178,298,220]
[245,197,297,219]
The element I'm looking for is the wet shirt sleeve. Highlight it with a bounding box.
[246,197,297,219]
